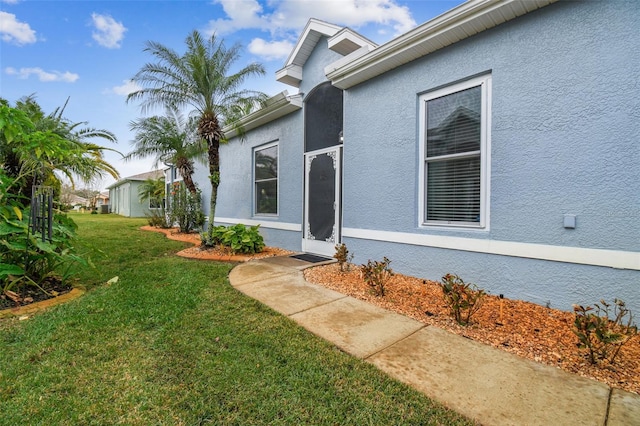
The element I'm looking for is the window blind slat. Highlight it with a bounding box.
[424,83,483,224]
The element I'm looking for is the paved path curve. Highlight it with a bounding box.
[229,257,640,426]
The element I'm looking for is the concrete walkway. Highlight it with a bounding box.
[229,257,640,426]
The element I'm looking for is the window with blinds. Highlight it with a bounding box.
[254,142,278,215]
[420,75,490,227]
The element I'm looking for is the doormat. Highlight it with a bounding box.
[289,253,333,263]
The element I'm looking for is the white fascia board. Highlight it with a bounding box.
[276,19,342,88]
[282,19,342,68]
[222,91,303,139]
[275,64,303,87]
[343,227,640,271]
[328,0,558,89]
[328,28,378,56]
[324,45,375,76]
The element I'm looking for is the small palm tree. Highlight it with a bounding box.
[138,177,165,207]
[125,106,204,195]
[127,30,267,237]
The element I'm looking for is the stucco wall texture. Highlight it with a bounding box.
[210,1,639,312]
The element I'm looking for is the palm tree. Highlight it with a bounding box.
[125,106,204,195]
[127,30,267,236]
[138,176,165,207]
[2,96,120,201]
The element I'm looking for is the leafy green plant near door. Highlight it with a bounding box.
[200,223,265,254]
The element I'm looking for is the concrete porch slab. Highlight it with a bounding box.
[367,326,610,426]
[290,297,425,359]
[228,261,300,287]
[232,275,347,316]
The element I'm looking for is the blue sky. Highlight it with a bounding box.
[1,0,465,190]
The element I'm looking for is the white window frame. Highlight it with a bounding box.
[253,141,279,217]
[418,74,491,230]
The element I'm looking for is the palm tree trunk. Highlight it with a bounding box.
[201,112,223,237]
[207,136,220,236]
[181,170,198,196]
[176,157,198,196]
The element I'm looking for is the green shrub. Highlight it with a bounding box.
[1,206,86,296]
[168,183,204,233]
[334,243,354,272]
[573,299,638,365]
[360,257,393,297]
[201,223,265,254]
[145,208,171,228]
[440,273,486,326]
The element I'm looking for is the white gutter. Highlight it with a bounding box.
[222,91,303,139]
[327,0,558,89]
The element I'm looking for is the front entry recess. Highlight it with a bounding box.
[303,147,341,256]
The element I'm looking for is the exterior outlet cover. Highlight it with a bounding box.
[563,214,576,229]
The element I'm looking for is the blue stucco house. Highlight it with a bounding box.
[191,0,639,313]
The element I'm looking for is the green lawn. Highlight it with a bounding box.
[0,213,472,425]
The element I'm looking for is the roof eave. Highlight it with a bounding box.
[327,0,559,89]
[223,91,303,139]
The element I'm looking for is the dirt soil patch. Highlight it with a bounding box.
[304,263,640,395]
[1,278,73,312]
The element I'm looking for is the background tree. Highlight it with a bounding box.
[2,95,120,202]
[138,177,165,208]
[127,30,267,237]
[125,106,204,195]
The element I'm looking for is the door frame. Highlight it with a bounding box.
[302,145,342,256]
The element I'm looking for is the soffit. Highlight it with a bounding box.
[222,91,303,139]
[276,19,377,88]
[327,0,559,89]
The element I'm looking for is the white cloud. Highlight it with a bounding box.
[5,66,79,82]
[0,11,37,45]
[1,0,21,5]
[206,0,416,37]
[248,38,293,61]
[91,13,126,49]
[109,79,142,96]
[205,0,269,36]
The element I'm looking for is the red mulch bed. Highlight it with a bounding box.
[304,263,640,395]
[140,226,294,261]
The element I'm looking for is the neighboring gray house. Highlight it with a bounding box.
[192,0,639,313]
[107,170,164,217]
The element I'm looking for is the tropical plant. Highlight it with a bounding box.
[0,205,86,298]
[201,223,265,254]
[127,30,267,238]
[0,100,104,301]
[2,95,120,201]
[126,106,205,195]
[138,177,170,227]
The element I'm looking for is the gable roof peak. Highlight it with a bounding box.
[276,18,377,88]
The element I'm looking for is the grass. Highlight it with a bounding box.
[0,213,472,425]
